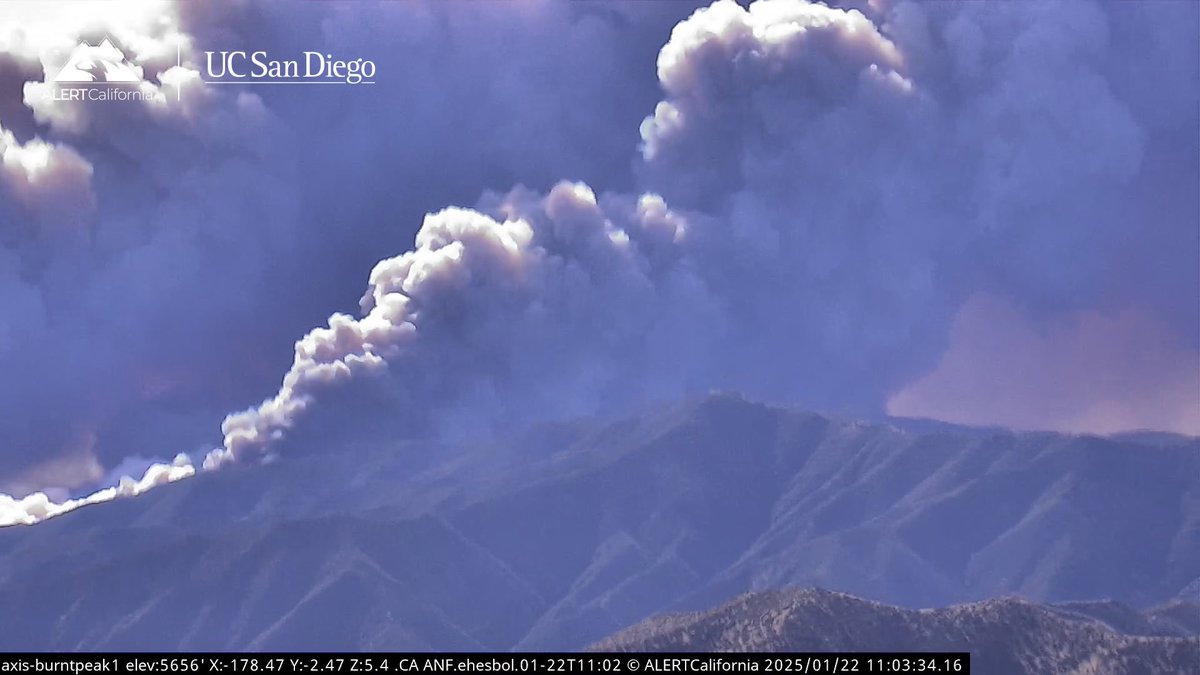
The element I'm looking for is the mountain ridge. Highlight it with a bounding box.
[591,587,1200,675]
[1,394,1196,650]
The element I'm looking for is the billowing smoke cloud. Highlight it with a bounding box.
[215,0,928,463]
[0,124,94,229]
[0,0,704,511]
[210,183,718,467]
[0,0,1196,523]
[632,0,1180,407]
[214,0,1198,464]
[0,453,193,527]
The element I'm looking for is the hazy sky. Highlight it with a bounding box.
[0,0,1196,521]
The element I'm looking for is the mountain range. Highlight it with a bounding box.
[0,394,1196,651]
[594,588,1200,675]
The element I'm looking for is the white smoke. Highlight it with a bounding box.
[216,0,1197,463]
[0,453,193,526]
[211,0,925,462]
[0,0,1195,526]
[0,123,94,228]
[213,182,717,465]
[0,0,686,507]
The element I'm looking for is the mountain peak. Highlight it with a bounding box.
[591,587,1199,674]
[0,396,1195,651]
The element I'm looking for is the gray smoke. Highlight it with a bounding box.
[211,183,718,467]
[0,0,701,507]
[216,0,1198,463]
[0,0,1196,523]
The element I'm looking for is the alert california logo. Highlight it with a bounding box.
[44,36,159,102]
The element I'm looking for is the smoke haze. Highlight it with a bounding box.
[0,0,1195,524]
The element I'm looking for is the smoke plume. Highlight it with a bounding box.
[0,0,1195,524]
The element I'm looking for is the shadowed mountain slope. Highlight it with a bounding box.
[0,394,1196,650]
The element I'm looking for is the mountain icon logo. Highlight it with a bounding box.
[53,37,143,83]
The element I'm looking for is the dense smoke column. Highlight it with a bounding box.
[213,183,722,466]
[635,0,1181,411]
[1,0,1197,524]
[0,0,704,498]
[216,0,1200,462]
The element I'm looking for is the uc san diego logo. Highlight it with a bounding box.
[36,35,376,104]
[202,50,376,85]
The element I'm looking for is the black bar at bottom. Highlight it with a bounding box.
[0,653,969,674]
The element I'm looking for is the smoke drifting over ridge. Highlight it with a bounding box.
[0,0,698,523]
[210,184,716,469]
[0,0,1196,524]
[216,0,1199,462]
